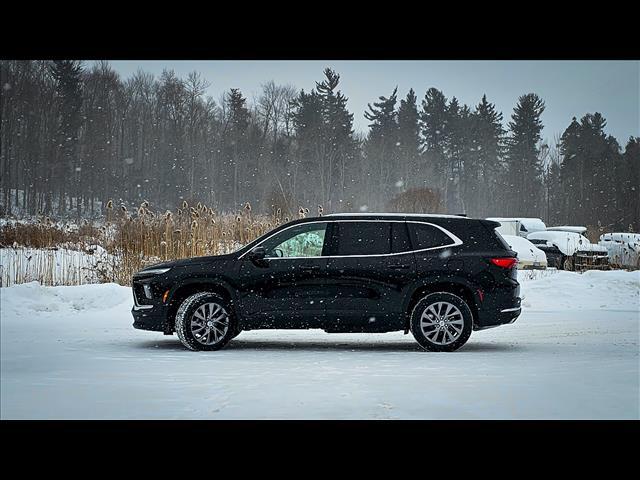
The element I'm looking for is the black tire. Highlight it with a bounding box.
[175,291,236,351]
[410,292,473,352]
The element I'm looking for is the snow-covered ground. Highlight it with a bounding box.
[1,270,638,419]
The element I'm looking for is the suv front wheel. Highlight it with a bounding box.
[175,292,236,351]
[410,292,473,352]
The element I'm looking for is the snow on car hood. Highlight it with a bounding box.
[527,231,608,256]
[501,235,547,264]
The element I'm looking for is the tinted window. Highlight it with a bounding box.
[409,223,454,249]
[391,222,412,253]
[261,223,327,258]
[335,222,391,256]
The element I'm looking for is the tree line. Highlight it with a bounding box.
[1,60,638,231]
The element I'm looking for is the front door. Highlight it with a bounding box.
[237,221,330,328]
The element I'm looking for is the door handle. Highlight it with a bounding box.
[389,264,410,269]
[300,265,321,271]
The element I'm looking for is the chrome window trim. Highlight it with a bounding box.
[238,219,463,260]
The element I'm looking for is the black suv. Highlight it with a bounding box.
[132,214,521,351]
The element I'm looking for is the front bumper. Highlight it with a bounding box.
[132,304,168,332]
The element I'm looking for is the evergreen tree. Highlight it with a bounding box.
[474,94,505,216]
[579,113,616,229]
[419,88,449,204]
[445,97,469,213]
[314,68,356,211]
[364,86,398,204]
[504,93,545,216]
[397,89,421,189]
[620,137,640,231]
[224,88,250,208]
[559,116,582,222]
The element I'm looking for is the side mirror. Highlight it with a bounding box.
[247,246,268,265]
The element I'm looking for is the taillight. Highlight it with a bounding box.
[490,257,518,269]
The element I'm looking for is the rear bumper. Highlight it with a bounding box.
[474,288,522,330]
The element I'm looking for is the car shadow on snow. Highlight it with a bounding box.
[132,338,525,353]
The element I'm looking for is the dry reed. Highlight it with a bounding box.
[1,202,284,286]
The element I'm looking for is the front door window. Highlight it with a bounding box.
[261,223,328,258]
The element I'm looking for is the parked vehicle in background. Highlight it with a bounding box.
[501,235,547,270]
[486,217,547,238]
[599,233,640,269]
[546,226,588,234]
[527,230,608,271]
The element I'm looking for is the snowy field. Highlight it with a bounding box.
[1,270,638,419]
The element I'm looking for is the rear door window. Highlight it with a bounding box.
[335,222,391,256]
[409,222,455,250]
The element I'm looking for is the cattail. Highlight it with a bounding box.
[141,200,149,208]
[182,200,188,209]
[236,216,241,222]
[244,202,252,212]
[121,205,127,212]
[191,220,198,229]
[106,200,113,209]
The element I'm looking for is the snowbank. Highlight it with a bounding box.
[0,281,131,317]
[520,269,640,310]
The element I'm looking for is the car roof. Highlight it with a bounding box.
[324,212,469,220]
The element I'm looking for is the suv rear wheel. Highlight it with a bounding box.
[410,292,473,352]
[175,292,236,351]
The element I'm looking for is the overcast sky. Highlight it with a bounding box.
[108,60,639,145]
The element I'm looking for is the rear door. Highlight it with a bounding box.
[408,221,462,276]
[323,221,416,329]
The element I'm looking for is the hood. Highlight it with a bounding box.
[501,235,547,263]
[527,231,607,256]
[135,253,236,275]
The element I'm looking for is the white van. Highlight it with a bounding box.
[486,217,547,238]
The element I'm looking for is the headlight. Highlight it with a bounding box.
[141,267,172,275]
